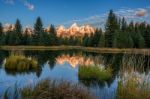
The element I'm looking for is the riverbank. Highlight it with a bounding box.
[0,46,150,54]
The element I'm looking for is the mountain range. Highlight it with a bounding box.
[3,23,95,37]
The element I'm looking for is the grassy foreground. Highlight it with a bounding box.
[117,55,150,99]
[0,46,150,54]
[2,79,96,99]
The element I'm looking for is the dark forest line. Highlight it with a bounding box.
[0,10,150,48]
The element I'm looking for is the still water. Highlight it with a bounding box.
[0,50,149,99]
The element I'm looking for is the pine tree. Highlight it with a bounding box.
[49,24,57,45]
[6,31,16,45]
[83,34,89,47]
[132,23,145,48]
[92,29,102,47]
[140,22,150,48]
[14,19,23,45]
[34,17,43,45]
[105,10,119,48]
[98,33,105,48]
[41,31,50,45]
[0,22,5,45]
[0,22,2,34]
[22,29,31,45]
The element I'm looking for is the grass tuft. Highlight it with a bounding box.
[78,65,113,82]
[21,79,96,99]
[4,54,38,71]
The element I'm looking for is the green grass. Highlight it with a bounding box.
[21,79,96,99]
[5,54,38,71]
[78,65,113,82]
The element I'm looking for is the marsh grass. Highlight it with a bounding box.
[4,54,38,71]
[78,65,113,82]
[117,54,150,99]
[1,83,20,99]
[1,79,96,99]
[21,79,96,99]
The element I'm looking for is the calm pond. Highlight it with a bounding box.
[0,50,150,99]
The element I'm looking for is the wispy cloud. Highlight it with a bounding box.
[60,14,107,28]
[1,0,34,11]
[60,7,150,28]
[21,0,34,11]
[1,0,14,5]
[135,8,148,17]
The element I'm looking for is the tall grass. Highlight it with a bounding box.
[1,79,96,99]
[78,65,113,82]
[4,54,38,71]
[1,83,20,99]
[117,54,150,99]
[21,79,96,99]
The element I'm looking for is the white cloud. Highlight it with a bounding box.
[1,0,34,11]
[115,7,150,23]
[1,0,14,5]
[136,8,148,17]
[22,0,34,11]
[60,7,150,28]
[60,14,106,28]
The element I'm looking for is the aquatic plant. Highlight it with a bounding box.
[117,71,150,99]
[78,65,113,82]
[4,55,38,71]
[21,79,96,99]
[1,83,20,99]
[117,54,150,99]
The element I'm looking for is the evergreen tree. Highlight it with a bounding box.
[116,17,132,48]
[83,34,89,47]
[22,29,31,45]
[34,17,43,45]
[14,19,23,45]
[140,22,150,48]
[92,29,102,47]
[42,31,51,45]
[105,10,119,48]
[98,33,105,48]
[5,31,16,45]
[49,24,57,45]
[0,22,5,45]
[132,23,145,48]
[0,22,2,34]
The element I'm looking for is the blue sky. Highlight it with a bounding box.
[0,0,150,27]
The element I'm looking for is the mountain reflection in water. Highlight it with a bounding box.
[0,50,149,99]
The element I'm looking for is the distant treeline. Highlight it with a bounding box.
[0,10,150,48]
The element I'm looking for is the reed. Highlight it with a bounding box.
[21,79,96,99]
[117,54,150,99]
